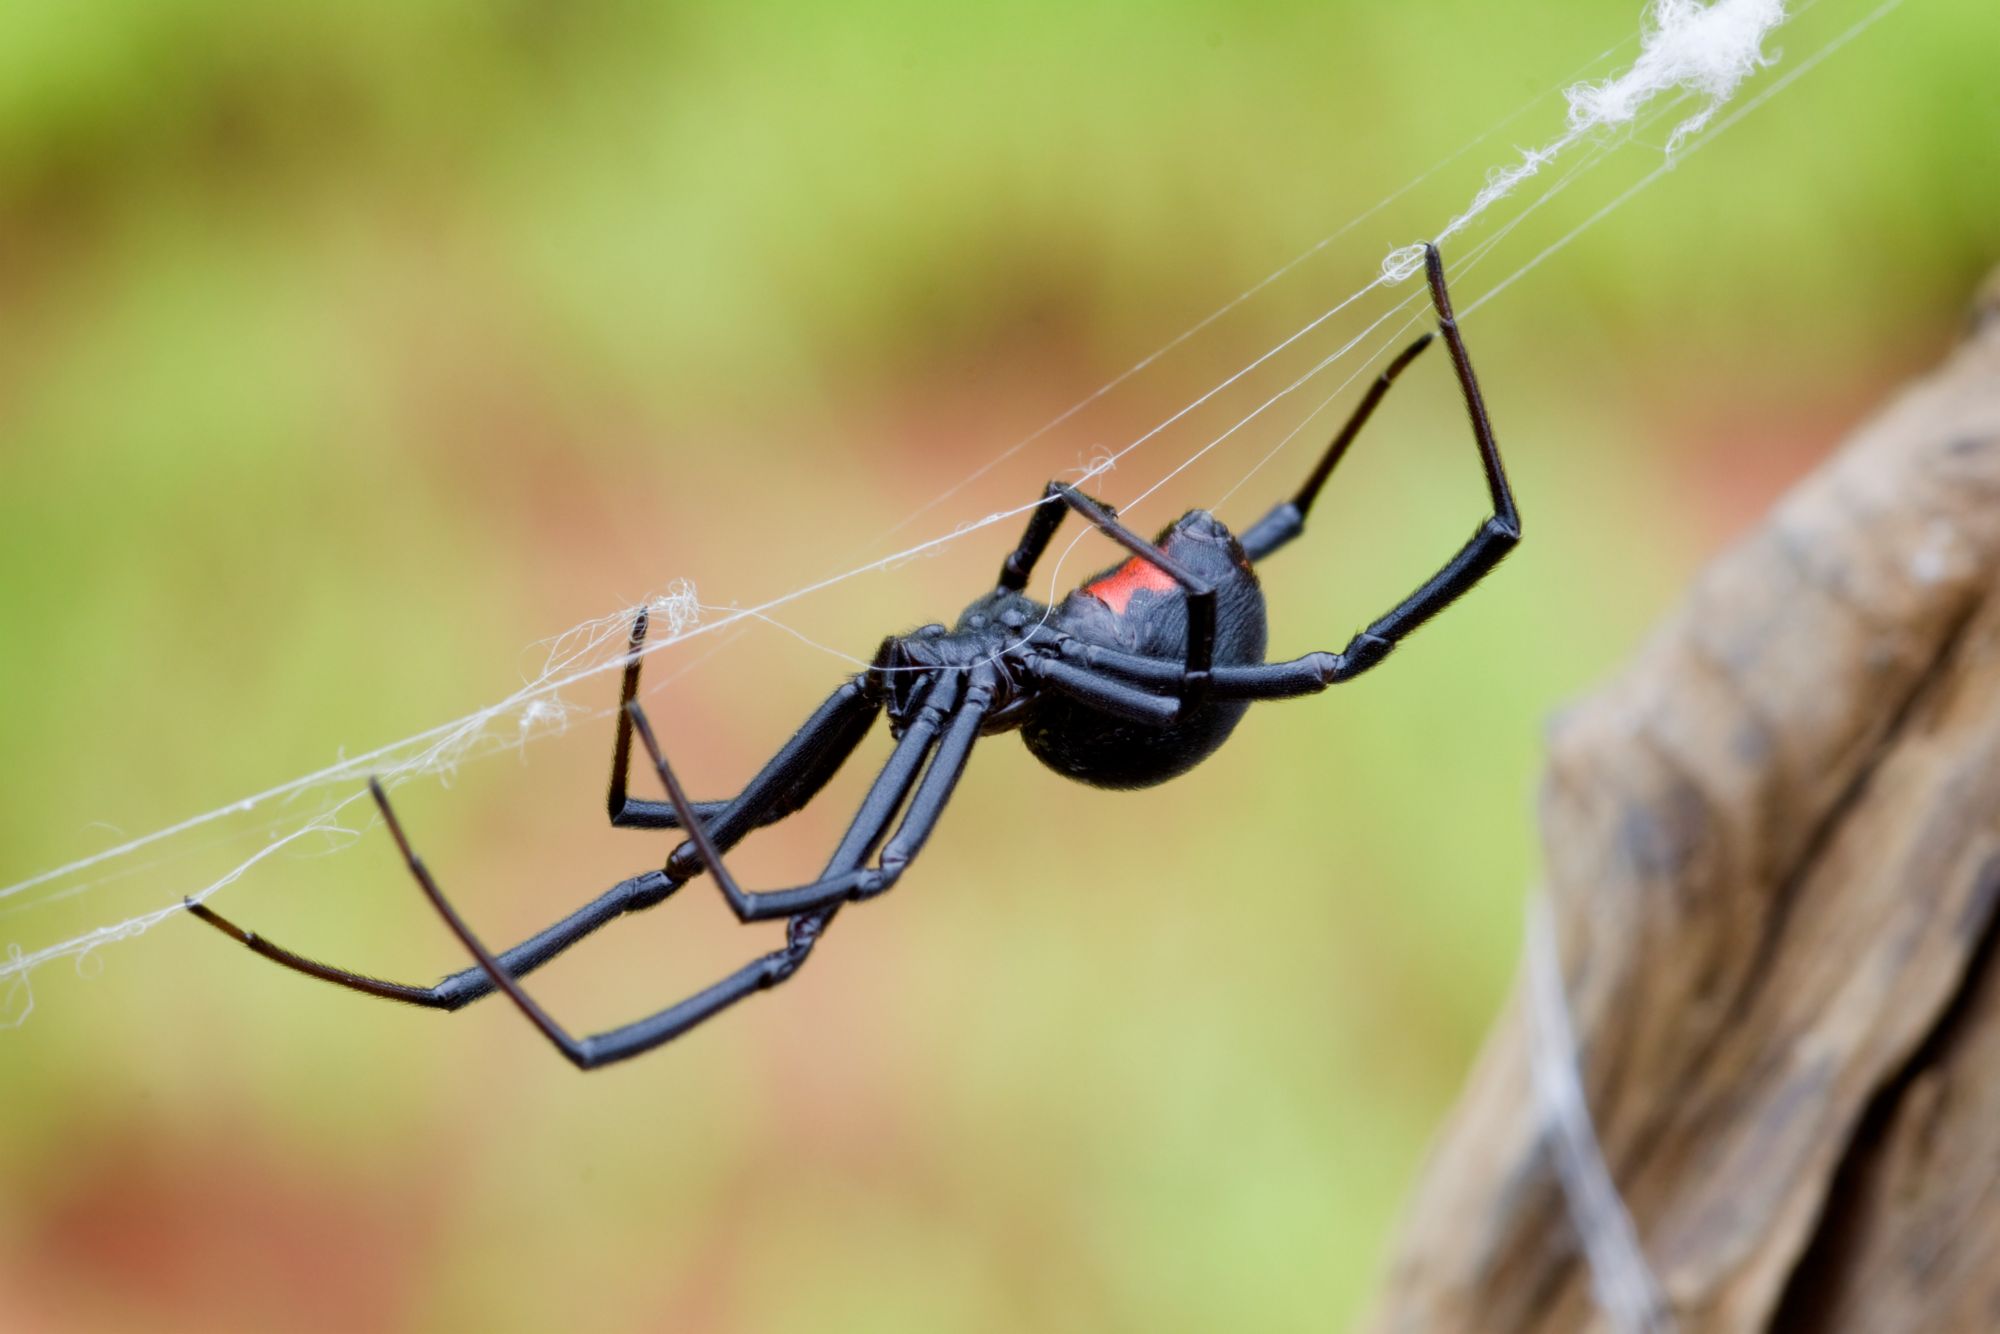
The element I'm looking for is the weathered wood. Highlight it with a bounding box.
[1371,270,2000,1334]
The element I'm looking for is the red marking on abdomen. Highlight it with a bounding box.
[1085,556,1178,614]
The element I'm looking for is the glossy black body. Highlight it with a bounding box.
[1018,510,1267,788]
[189,245,1522,1069]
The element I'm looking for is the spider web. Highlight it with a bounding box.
[0,0,1908,1037]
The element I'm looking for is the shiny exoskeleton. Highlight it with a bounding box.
[189,245,1521,1069]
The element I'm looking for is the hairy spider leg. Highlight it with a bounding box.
[607,608,879,832]
[1062,243,1520,697]
[997,480,1218,691]
[186,671,883,1011]
[407,670,993,1068]
[631,664,994,923]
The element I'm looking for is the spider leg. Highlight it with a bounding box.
[630,666,992,922]
[1238,331,1436,561]
[190,675,884,1010]
[606,605,704,829]
[1046,641,1317,699]
[995,483,1071,591]
[365,776,771,1069]
[1024,653,1180,725]
[1053,246,1519,698]
[608,608,879,831]
[631,677,954,922]
[1220,245,1528,691]
[185,870,673,1010]
[1311,244,1519,680]
[1027,643,1348,710]
[844,666,994,897]
[398,671,994,1067]
[545,908,834,1069]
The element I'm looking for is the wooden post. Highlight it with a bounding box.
[1371,270,2000,1333]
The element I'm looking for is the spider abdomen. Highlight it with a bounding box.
[1022,509,1268,790]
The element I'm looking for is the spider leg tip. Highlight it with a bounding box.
[183,897,248,943]
[365,778,406,837]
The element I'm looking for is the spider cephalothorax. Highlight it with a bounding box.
[189,245,1521,1069]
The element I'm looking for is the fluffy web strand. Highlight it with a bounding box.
[1383,0,1789,282]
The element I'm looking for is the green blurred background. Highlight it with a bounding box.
[1,1,1993,1330]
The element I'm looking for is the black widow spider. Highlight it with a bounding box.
[189,245,1520,1069]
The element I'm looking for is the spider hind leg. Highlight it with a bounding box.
[376,670,991,1068]
[370,776,824,1068]
[188,665,883,1016]
[184,867,675,1011]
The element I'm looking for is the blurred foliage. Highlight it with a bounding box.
[0,1,1994,1331]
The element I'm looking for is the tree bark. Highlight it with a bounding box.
[1371,268,2000,1334]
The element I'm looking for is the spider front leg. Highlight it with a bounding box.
[1070,245,1520,700]
[1229,244,1521,692]
[1316,243,1519,680]
[1238,330,1436,562]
